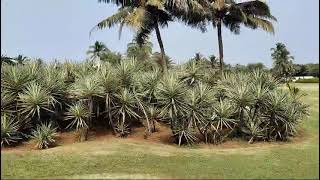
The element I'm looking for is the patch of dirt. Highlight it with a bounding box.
[1,121,312,154]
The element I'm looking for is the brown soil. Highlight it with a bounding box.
[1,121,310,152]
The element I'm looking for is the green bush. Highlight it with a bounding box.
[295,77,319,83]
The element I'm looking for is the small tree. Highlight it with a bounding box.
[271,43,295,82]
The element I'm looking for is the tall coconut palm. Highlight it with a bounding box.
[271,42,295,82]
[92,0,172,72]
[86,41,110,67]
[127,37,153,61]
[170,0,276,73]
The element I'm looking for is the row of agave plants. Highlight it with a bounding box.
[1,59,308,149]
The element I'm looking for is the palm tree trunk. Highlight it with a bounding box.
[216,20,224,74]
[155,22,168,73]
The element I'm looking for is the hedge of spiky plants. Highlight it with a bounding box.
[1,59,308,148]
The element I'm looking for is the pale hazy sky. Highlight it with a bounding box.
[1,0,319,67]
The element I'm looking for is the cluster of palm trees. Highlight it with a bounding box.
[1,58,308,148]
[91,0,276,73]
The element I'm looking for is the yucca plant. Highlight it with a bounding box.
[97,64,120,134]
[18,82,55,121]
[69,75,103,127]
[1,114,21,147]
[241,109,267,144]
[65,102,91,141]
[145,105,161,132]
[40,65,67,103]
[1,89,15,113]
[155,72,191,144]
[112,88,140,137]
[181,61,204,86]
[115,59,139,89]
[205,100,237,144]
[1,65,36,100]
[262,89,308,141]
[135,70,161,105]
[31,122,58,149]
[185,83,214,141]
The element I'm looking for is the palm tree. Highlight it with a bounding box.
[271,42,295,82]
[171,0,276,73]
[87,41,110,67]
[127,37,153,61]
[92,0,172,72]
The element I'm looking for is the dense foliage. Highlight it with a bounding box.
[1,58,308,147]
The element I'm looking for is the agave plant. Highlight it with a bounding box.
[65,102,91,141]
[1,114,21,147]
[31,122,58,149]
[18,82,55,121]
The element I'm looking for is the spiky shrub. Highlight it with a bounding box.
[115,59,139,89]
[145,105,161,132]
[1,89,15,113]
[65,102,90,142]
[155,72,191,145]
[69,74,103,127]
[205,100,238,144]
[112,88,140,137]
[184,83,215,143]
[136,70,161,103]
[97,63,120,133]
[217,70,308,143]
[181,61,204,87]
[1,65,36,97]
[1,114,21,147]
[31,122,57,149]
[18,82,55,121]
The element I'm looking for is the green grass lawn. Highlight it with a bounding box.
[1,83,319,179]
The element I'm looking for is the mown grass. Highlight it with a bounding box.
[1,83,319,179]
